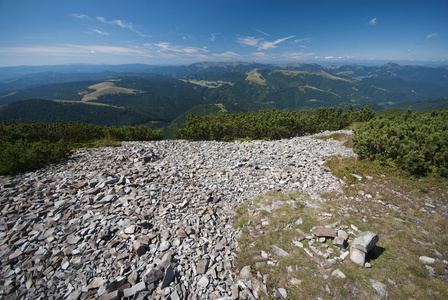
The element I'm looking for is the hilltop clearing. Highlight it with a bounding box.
[80,81,143,102]
[1,131,446,299]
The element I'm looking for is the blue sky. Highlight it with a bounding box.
[0,0,447,67]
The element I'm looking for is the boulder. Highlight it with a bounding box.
[352,231,378,253]
[350,247,366,266]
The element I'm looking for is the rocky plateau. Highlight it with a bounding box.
[0,130,357,299]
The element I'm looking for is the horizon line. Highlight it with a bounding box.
[1,59,448,69]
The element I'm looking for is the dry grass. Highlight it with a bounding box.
[315,132,353,148]
[233,134,448,299]
[246,69,267,85]
[81,82,141,102]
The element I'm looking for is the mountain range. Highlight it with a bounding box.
[1,61,447,137]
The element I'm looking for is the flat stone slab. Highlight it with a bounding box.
[196,259,209,274]
[272,245,291,257]
[312,226,337,238]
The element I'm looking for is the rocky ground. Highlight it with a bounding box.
[0,130,362,299]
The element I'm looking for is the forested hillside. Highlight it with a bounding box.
[1,62,448,134]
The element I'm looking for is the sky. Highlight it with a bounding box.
[0,0,447,67]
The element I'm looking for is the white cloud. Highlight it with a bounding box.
[252,27,271,37]
[93,29,109,36]
[96,16,106,23]
[237,36,262,47]
[213,51,242,59]
[426,33,440,39]
[293,38,311,44]
[237,35,296,51]
[368,18,377,26]
[258,36,295,51]
[96,16,150,37]
[321,55,357,61]
[0,45,148,57]
[251,52,266,57]
[154,42,208,54]
[407,48,413,52]
[282,51,314,60]
[70,14,88,20]
[68,44,147,55]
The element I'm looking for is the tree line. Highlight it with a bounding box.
[2,106,446,178]
[176,106,375,141]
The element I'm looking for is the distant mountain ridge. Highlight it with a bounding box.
[1,61,447,93]
[1,61,448,138]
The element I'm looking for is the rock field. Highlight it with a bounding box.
[0,130,356,299]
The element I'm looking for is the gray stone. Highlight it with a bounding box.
[159,240,171,252]
[278,287,288,298]
[425,265,437,277]
[124,225,135,234]
[196,259,209,274]
[331,269,346,279]
[232,284,239,299]
[161,266,175,288]
[61,261,70,270]
[352,231,378,253]
[333,236,346,248]
[107,276,127,293]
[66,233,81,245]
[350,247,366,266]
[123,281,146,298]
[104,178,119,185]
[419,256,436,265]
[292,240,304,248]
[100,291,120,300]
[425,203,436,209]
[271,245,290,257]
[198,276,209,288]
[368,279,388,299]
[170,290,181,300]
[312,226,337,238]
[337,229,349,240]
[88,277,105,290]
[54,200,67,209]
[321,259,337,269]
[0,130,359,300]
[239,265,251,279]
[144,268,164,285]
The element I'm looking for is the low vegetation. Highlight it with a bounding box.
[353,108,448,177]
[176,106,375,141]
[234,131,448,299]
[0,120,162,175]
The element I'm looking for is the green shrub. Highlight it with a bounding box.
[176,106,374,141]
[0,120,162,176]
[353,109,448,177]
[0,139,72,175]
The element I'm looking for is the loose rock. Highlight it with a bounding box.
[0,130,356,299]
